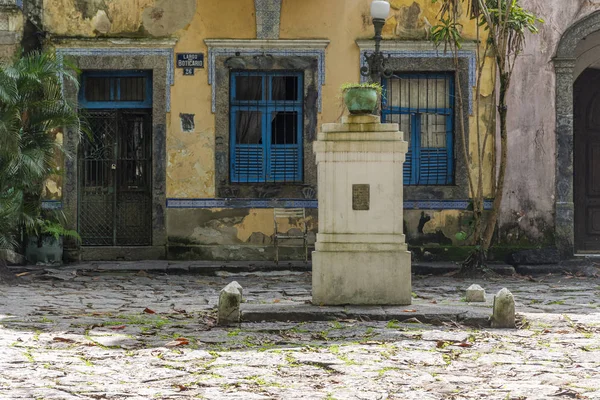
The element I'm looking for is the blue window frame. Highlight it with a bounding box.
[79,70,153,109]
[230,71,303,183]
[382,72,455,185]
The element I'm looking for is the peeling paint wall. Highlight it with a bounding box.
[501,1,600,246]
[42,0,196,37]
[0,6,23,60]
[37,0,509,259]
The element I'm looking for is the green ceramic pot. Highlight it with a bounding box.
[343,87,378,115]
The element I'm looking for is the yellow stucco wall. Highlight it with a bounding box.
[42,0,496,251]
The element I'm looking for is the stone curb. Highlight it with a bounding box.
[8,260,591,277]
[241,303,492,328]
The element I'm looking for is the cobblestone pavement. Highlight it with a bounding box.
[0,269,599,399]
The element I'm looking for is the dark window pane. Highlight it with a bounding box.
[271,111,298,144]
[236,111,262,144]
[272,76,299,101]
[119,77,146,102]
[235,76,262,101]
[85,77,112,101]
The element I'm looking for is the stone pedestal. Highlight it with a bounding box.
[312,114,412,305]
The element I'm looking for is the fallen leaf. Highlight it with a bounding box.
[16,272,30,277]
[174,385,188,392]
[430,300,438,304]
[143,308,156,314]
[402,309,417,313]
[455,342,473,348]
[53,337,76,343]
[165,337,190,347]
[109,325,126,330]
[273,299,281,303]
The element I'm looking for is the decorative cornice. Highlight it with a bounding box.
[553,58,576,73]
[204,39,330,113]
[356,39,478,52]
[204,39,330,50]
[356,40,477,114]
[55,45,175,112]
[52,38,178,47]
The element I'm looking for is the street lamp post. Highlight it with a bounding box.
[360,0,393,83]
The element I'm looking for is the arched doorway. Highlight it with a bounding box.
[574,69,600,251]
[554,11,600,255]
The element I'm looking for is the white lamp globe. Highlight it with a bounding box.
[371,0,390,20]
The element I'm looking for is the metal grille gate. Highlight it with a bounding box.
[382,72,455,186]
[78,110,153,246]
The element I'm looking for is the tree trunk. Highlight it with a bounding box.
[458,73,509,277]
[482,73,509,252]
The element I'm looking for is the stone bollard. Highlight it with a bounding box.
[491,288,516,328]
[218,281,243,326]
[228,281,243,297]
[466,284,486,302]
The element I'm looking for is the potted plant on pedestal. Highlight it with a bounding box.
[341,82,383,115]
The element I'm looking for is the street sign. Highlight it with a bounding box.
[176,53,204,69]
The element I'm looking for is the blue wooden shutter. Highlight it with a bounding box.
[230,108,267,183]
[230,71,303,183]
[419,148,450,185]
[267,105,303,182]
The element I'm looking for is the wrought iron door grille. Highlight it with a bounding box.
[382,72,455,186]
[230,71,304,183]
[78,110,152,246]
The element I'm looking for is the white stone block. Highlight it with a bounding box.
[228,281,243,298]
[491,288,516,329]
[312,250,412,305]
[465,284,486,302]
[312,114,411,306]
[217,281,242,326]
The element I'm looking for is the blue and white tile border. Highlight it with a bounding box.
[43,198,492,210]
[41,200,63,210]
[356,40,477,114]
[166,198,318,209]
[55,45,176,112]
[204,39,330,113]
[255,0,282,40]
[164,198,493,210]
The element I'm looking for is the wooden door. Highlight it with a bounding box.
[574,68,600,251]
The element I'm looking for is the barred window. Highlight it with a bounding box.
[382,73,455,185]
[80,71,152,108]
[230,71,303,183]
